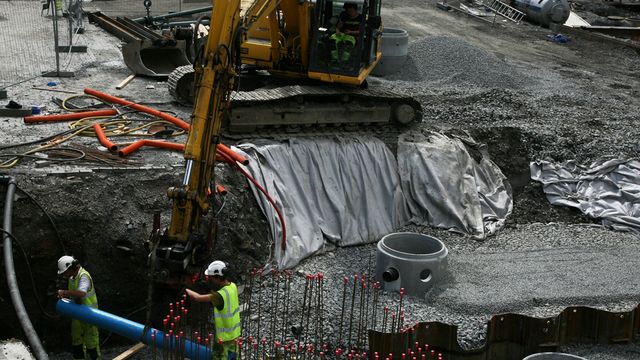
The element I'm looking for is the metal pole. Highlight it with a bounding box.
[52,0,61,74]
[132,6,213,23]
[43,0,74,77]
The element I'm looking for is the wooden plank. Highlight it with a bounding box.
[56,45,88,53]
[113,342,146,360]
[116,74,136,90]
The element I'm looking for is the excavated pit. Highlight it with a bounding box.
[0,126,598,352]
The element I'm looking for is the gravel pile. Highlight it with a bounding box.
[368,35,640,166]
[381,36,533,90]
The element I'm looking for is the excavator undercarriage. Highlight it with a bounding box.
[169,65,423,133]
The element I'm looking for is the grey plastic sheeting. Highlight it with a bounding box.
[238,137,410,269]
[397,131,513,239]
[238,133,512,268]
[531,158,640,233]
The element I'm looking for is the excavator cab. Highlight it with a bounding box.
[308,0,382,85]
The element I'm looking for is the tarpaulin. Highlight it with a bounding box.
[397,131,513,239]
[238,137,410,269]
[531,158,640,233]
[238,132,513,268]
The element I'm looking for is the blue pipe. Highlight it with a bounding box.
[56,300,211,359]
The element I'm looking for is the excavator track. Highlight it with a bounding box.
[168,65,422,133]
[168,65,196,104]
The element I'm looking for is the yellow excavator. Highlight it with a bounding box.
[149,0,421,281]
[168,0,421,133]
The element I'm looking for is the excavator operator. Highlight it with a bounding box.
[330,2,363,64]
[337,2,363,36]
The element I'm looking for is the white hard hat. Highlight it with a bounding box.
[204,260,227,276]
[57,255,76,275]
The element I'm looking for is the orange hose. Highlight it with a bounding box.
[118,140,185,157]
[215,151,235,165]
[92,123,117,151]
[84,88,191,132]
[23,109,118,124]
[215,184,227,195]
[217,143,248,165]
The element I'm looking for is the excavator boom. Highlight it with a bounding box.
[150,0,243,276]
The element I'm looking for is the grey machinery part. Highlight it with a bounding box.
[89,12,191,77]
[375,232,448,296]
[523,353,587,360]
[122,40,190,77]
[512,0,571,27]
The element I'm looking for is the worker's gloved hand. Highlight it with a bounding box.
[57,290,67,299]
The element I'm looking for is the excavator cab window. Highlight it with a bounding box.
[309,0,380,77]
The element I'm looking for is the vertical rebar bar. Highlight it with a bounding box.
[312,274,319,351]
[372,282,379,331]
[300,274,310,341]
[364,269,372,340]
[347,274,358,350]
[391,313,396,334]
[257,269,263,344]
[282,270,292,341]
[397,288,405,333]
[382,307,388,333]
[304,274,315,345]
[356,276,365,349]
[318,273,325,348]
[272,270,281,355]
[338,276,348,346]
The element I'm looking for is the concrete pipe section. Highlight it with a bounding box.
[372,28,409,77]
[375,232,448,296]
[523,353,587,360]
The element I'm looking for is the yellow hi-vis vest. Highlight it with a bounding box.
[213,282,241,342]
[68,267,98,308]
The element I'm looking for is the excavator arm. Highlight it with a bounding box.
[150,0,243,277]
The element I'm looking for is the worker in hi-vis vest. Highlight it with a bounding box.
[56,255,100,360]
[186,260,241,360]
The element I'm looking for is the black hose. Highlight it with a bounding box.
[1,176,49,359]
[0,148,86,162]
[0,228,60,319]
[0,128,76,151]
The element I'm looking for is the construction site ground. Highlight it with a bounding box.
[1,0,640,359]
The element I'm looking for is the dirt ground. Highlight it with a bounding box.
[1,0,640,358]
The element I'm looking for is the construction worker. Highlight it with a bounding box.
[330,2,363,63]
[336,2,363,37]
[56,255,100,360]
[185,260,241,360]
